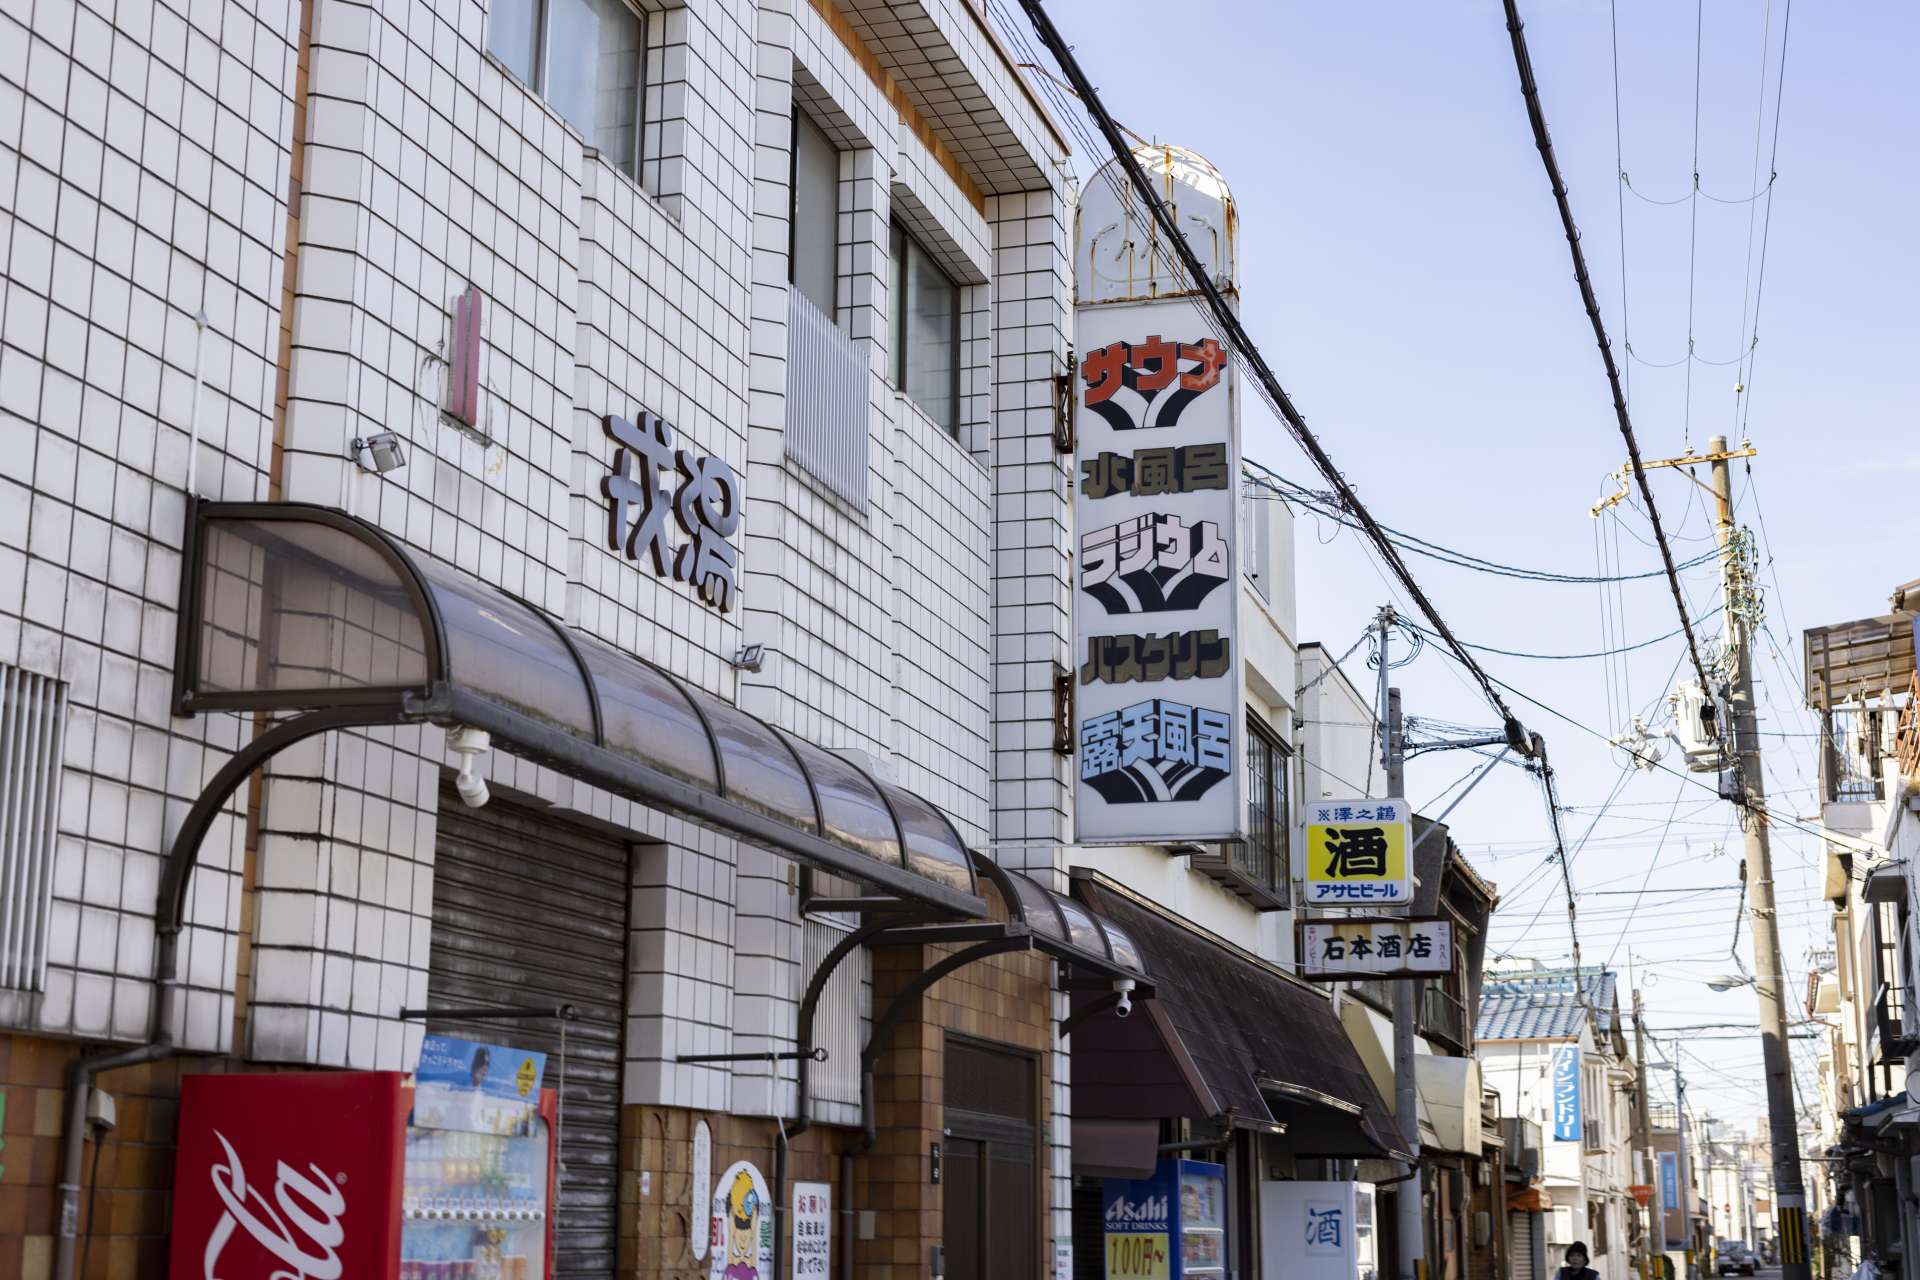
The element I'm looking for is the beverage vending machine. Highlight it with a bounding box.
[1101,1158,1227,1280]
[170,1035,556,1279]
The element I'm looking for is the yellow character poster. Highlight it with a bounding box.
[709,1161,773,1280]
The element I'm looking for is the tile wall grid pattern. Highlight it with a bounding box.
[0,0,301,1051]
[865,934,1055,1279]
[254,0,770,1076]
[982,186,1076,1253]
[984,190,1071,866]
[834,0,1062,194]
[4,0,1076,1217]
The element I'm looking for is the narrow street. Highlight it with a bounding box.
[0,0,1910,1278]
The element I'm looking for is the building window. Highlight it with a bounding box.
[1241,484,1272,603]
[0,664,68,992]
[488,0,644,178]
[1245,716,1288,892]
[891,221,960,436]
[790,109,840,320]
[802,916,863,1108]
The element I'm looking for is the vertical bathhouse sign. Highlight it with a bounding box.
[1072,145,1247,845]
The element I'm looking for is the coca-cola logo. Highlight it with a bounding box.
[202,1129,347,1280]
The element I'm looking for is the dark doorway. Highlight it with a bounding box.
[943,1037,1041,1278]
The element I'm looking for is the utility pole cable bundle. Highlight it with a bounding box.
[1014,0,1530,758]
[1500,0,1809,1259]
[1499,0,1720,724]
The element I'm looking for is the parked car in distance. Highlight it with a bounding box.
[1716,1241,1758,1275]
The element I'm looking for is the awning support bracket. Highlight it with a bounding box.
[159,704,402,941]
[856,935,1035,1150]
[1059,990,1124,1037]
[399,1003,580,1022]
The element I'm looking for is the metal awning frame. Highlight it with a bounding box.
[1805,611,1918,710]
[159,499,989,954]
[785,852,1154,1148]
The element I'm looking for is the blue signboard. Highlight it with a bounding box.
[1659,1151,1680,1213]
[1551,1045,1581,1142]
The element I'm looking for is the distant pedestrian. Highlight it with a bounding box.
[1556,1242,1601,1280]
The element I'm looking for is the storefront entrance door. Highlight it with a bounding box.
[943,1039,1040,1278]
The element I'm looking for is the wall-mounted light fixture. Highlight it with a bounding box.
[352,431,408,474]
[730,644,766,673]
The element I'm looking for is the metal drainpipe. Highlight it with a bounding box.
[775,1049,815,1280]
[53,930,180,1280]
[839,1152,855,1280]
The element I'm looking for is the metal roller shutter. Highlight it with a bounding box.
[429,794,630,1279]
[1509,1211,1537,1280]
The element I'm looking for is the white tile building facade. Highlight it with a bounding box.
[0,0,1084,1271]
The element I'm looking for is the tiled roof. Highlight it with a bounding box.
[1475,968,1618,1042]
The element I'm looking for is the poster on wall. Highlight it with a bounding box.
[691,1120,713,1260]
[792,1181,831,1276]
[1072,310,1246,845]
[412,1034,545,1135]
[1659,1150,1680,1213]
[709,1160,774,1280]
[1551,1045,1583,1142]
[791,1189,829,1274]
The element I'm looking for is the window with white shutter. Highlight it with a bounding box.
[802,915,864,1109]
[0,665,69,991]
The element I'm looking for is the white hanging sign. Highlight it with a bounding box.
[1298,919,1454,979]
[1071,311,1246,844]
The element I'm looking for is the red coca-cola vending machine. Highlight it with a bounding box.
[171,1055,557,1279]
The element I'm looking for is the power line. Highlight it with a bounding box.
[1683,0,1704,447]
[1737,0,1795,441]
[1400,605,1724,662]
[1460,655,1845,863]
[1621,173,1776,208]
[1245,462,1724,585]
[1607,774,1693,967]
[1608,0,1631,411]
[1731,0,1778,436]
[1015,0,1529,751]
[1500,0,1720,727]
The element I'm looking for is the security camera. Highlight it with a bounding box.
[1112,976,1136,1019]
[449,725,491,808]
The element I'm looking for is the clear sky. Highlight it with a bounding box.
[1002,0,1920,1127]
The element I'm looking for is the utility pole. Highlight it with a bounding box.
[1707,434,1811,1280]
[1635,990,1666,1278]
[1377,606,1423,1280]
[1675,1064,1697,1280]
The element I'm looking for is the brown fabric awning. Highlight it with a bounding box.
[1071,1118,1160,1180]
[1068,873,1410,1161]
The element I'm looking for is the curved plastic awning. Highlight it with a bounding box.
[991,862,1148,980]
[171,501,985,919]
